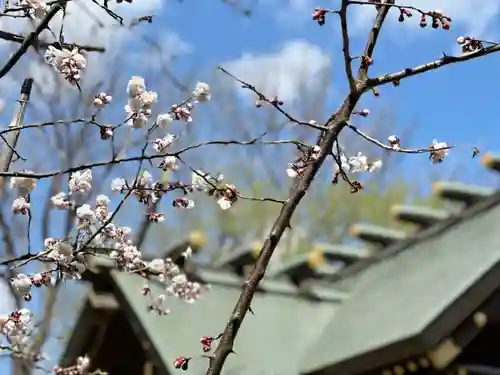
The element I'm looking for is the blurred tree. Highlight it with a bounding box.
[140,72,447,265]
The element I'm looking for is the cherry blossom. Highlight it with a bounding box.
[93,92,113,109]
[192,82,211,103]
[10,172,36,196]
[12,197,30,215]
[44,46,87,86]
[429,139,449,163]
[69,169,92,194]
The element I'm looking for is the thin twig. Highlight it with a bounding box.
[367,44,500,88]
[218,67,329,132]
[339,0,356,92]
[0,30,105,52]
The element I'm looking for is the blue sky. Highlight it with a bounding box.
[1,0,500,373]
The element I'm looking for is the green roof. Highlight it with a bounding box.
[301,193,500,374]
[110,269,342,375]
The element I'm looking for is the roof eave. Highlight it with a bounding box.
[302,259,500,375]
[300,335,423,375]
[107,272,175,375]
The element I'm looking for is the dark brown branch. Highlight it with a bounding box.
[366,43,500,88]
[205,3,395,375]
[0,135,304,179]
[0,1,66,80]
[0,30,105,52]
[339,0,356,92]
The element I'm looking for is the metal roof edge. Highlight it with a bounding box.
[330,190,500,283]
[107,269,176,375]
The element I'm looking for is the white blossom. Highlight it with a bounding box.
[69,169,92,194]
[153,134,176,153]
[76,356,91,373]
[125,77,157,128]
[76,204,96,227]
[217,197,232,210]
[430,139,449,163]
[111,178,127,193]
[51,192,73,210]
[148,259,165,273]
[156,113,173,129]
[44,46,87,85]
[49,241,73,265]
[192,82,211,103]
[93,92,112,109]
[10,274,32,296]
[148,294,169,315]
[334,152,383,174]
[191,170,222,191]
[286,164,300,178]
[96,194,110,206]
[10,172,36,196]
[12,197,30,215]
[127,76,146,98]
[159,156,178,171]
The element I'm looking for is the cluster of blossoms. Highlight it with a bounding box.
[456,36,484,54]
[93,92,113,109]
[429,139,449,164]
[332,148,382,191]
[9,167,208,314]
[10,171,35,216]
[387,135,449,163]
[286,145,321,179]
[0,308,33,352]
[11,272,55,301]
[17,0,48,19]
[53,356,91,375]
[285,141,382,190]
[153,81,211,129]
[125,76,158,128]
[141,247,202,315]
[110,168,238,217]
[45,46,87,86]
[4,77,237,364]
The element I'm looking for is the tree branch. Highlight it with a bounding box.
[205,3,394,375]
[0,1,66,80]
[367,43,500,88]
[339,0,356,92]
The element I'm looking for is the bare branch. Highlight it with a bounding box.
[0,1,66,80]
[205,4,395,375]
[339,0,356,92]
[367,42,500,88]
[218,67,329,132]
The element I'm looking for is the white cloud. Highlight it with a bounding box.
[266,0,500,39]
[222,40,330,102]
[351,0,500,38]
[0,0,191,95]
